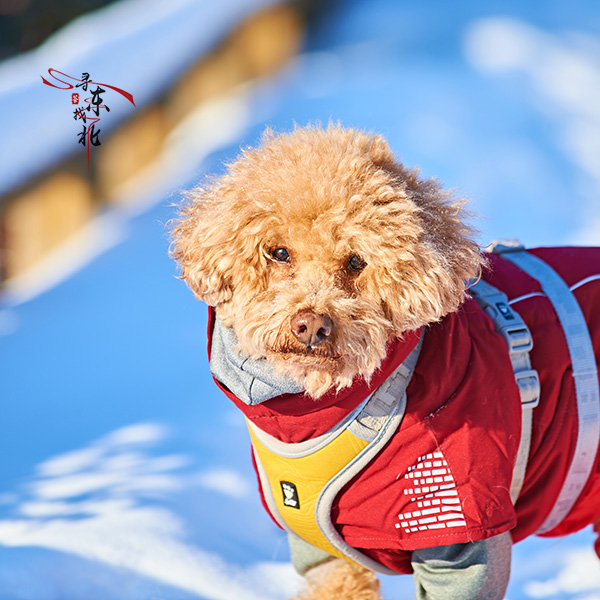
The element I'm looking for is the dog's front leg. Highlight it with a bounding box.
[293,558,382,600]
[288,532,382,599]
[411,531,512,600]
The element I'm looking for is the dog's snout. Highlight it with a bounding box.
[290,310,333,348]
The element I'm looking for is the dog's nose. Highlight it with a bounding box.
[290,310,333,348]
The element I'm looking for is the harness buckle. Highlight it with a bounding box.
[499,324,534,354]
[470,278,539,408]
[481,294,534,353]
[514,369,540,408]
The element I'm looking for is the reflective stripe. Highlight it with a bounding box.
[502,250,600,533]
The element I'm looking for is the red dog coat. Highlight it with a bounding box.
[209,247,600,574]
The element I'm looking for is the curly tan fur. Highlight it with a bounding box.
[292,559,382,600]
[170,124,484,397]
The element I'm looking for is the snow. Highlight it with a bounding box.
[0,0,599,598]
[195,468,253,499]
[0,423,302,600]
[464,16,600,245]
[525,548,600,598]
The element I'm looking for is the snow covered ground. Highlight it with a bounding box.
[1,0,599,598]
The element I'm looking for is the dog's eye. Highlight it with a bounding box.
[348,254,367,272]
[270,248,290,263]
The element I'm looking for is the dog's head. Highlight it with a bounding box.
[170,125,483,397]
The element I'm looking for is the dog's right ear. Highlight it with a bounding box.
[169,187,234,306]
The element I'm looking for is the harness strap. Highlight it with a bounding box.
[315,335,423,566]
[469,279,540,503]
[347,344,422,442]
[497,244,600,533]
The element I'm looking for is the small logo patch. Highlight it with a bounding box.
[280,481,300,509]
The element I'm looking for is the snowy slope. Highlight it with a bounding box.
[1,0,600,599]
[0,0,281,197]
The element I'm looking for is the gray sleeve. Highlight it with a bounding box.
[411,531,512,600]
[287,532,335,575]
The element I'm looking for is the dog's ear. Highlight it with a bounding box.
[367,166,485,332]
[169,187,237,306]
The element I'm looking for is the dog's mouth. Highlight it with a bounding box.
[268,342,340,363]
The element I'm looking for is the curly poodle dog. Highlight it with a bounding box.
[170,125,600,600]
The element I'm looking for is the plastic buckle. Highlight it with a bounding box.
[514,369,541,408]
[499,325,534,353]
[483,296,519,327]
[477,291,534,353]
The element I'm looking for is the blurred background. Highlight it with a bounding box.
[0,0,599,598]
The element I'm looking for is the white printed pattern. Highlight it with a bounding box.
[395,451,467,533]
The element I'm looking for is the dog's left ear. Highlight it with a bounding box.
[372,166,485,332]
